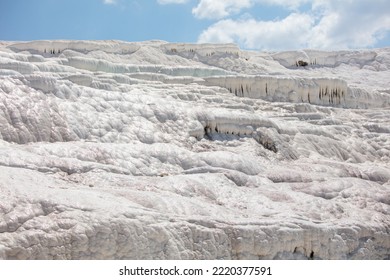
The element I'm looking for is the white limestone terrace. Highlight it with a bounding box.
[0,40,389,260]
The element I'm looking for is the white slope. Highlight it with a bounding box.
[0,40,389,260]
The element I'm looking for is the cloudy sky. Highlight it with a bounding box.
[1,0,389,50]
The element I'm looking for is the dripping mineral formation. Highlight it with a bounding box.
[0,40,389,259]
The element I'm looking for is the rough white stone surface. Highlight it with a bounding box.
[0,40,389,259]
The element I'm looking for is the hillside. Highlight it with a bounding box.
[0,40,389,259]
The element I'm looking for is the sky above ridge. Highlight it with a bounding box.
[0,0,389,50]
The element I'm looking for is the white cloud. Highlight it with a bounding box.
[308,0,390,49]
[198,13,315,50]
[192,0,253,20]
[103,0,117,5]
[192,0,311,20]
[197,0,390,49]
[157,0,189,4]
[152,0,390,49]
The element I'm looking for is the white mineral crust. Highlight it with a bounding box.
[0,40,389,259]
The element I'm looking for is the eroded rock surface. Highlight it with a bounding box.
[0,40,389,259]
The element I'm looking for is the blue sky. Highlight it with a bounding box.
[0,0,389,50]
